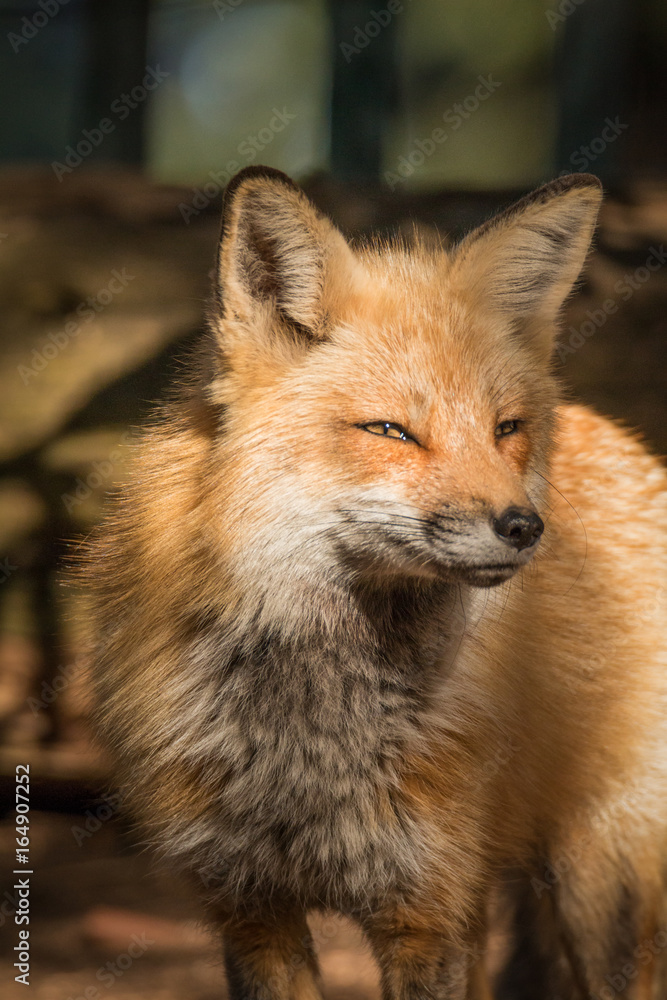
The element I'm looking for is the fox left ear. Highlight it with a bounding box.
[215,165,355,340]
[451,174,603,355]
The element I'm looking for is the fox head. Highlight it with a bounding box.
[206,166,601,597]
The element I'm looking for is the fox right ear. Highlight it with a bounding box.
[451,174,603,356]
[215,166,355,340]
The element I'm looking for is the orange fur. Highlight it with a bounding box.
[80,168,667,999]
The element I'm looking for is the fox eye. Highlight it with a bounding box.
[360,422,414,443]
[495,419,521,438]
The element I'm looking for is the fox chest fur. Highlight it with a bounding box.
[110,576,469,912]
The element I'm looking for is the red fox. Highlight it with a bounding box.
[82,166,667,999]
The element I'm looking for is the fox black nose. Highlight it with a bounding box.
[493,507,544,551]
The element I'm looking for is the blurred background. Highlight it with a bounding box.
[0,1,666,996]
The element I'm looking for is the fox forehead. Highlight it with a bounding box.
[291,258,538,425]
[339,242,459,341]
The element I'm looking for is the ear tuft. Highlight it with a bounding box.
[215,166,352,338]
[451,174,603,353]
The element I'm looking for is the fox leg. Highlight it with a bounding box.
[494,877,576,999]
[554,877,667,999]
[539,837,667,1000]
[220,912,322,1000]
[361,911,490,1000]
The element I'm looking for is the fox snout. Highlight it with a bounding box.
[337,496,545,589]
[442,502,545,587]
[432,501,545,587]
[492,506,544,551]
